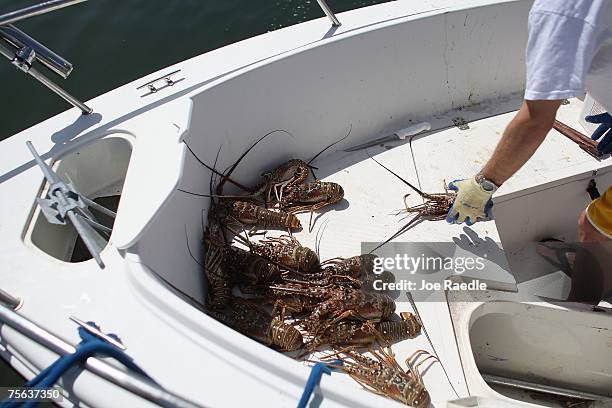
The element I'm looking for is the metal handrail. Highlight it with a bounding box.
[0,303,202,408]
[316,0,341,27]
[0,1,92,114]
[0,0,87,27]
[0,24,72,78]
[0,288,22,310]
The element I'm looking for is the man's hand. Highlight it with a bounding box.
[446,177,494,225]
[585,112,612,155]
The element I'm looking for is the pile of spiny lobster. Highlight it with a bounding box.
[188,135,446,407]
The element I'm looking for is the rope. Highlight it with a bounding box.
[1,322,153,408]
[297,361,341,408]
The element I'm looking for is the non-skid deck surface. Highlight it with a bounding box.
[276,97,605,405]
[411,99,598,196]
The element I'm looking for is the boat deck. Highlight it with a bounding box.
[279,95,610,405]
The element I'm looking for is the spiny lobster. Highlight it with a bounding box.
[206,298,303,351]
[320,346,434,408]
[369,154,456,252]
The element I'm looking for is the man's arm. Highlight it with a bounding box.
[446,99,561,225]
[447,1,598,225]
[481,99,562,186]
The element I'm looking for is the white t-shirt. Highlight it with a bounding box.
[525,0,612,113]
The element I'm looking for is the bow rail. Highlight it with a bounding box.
[316,0,341,27]
[0,0,92,114]
[0,299,202,408]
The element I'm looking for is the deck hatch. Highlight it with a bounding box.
[27,136,132,265]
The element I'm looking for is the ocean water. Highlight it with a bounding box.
[0,0,391,139]
[0,0,391,389]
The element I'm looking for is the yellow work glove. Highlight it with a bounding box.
[446,176,495,225]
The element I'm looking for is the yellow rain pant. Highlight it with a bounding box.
[587,185,612,239]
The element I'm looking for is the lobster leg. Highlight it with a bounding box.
[362,320,389,346]
[272,299,290,322]
[307,200,335,232]
[405,350,437,380]
[403,193,416,214]
[413,354,437,373]
[320,257,344,267]
[405,349,429,366]
[247,225,265,237]
[272,180,291,203]
[328,309,367,327]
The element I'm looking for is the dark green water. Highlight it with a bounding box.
[0,0,391,390]
[1,0,391,139]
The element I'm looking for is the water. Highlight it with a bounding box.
[0,0,391,390]
[0,0,391,139]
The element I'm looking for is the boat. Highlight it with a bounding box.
[1,0,611,406]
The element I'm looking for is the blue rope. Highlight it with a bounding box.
[1,322,153,408]
[297,361,341,408]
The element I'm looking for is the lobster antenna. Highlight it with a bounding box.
[183,140,251,192]
[368,214,421,254]
[210,144,222,197]
[209,146,232,244]
[265,284,310,294]
[225,224,250,246]
[406,291,460,398]
[179,148,244,200]
[207,144,224,210]
[177,190,256,199]
[314,218,330,259]
[218,129,293,195]
[201,209,206,239]
[184,224,205,268]
[307,124,353,167]
[367,153,426,196]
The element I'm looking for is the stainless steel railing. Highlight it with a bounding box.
[0,288,22,310]
[0,0,87,26]
[0,0,92,114]
[0,24,73,78]
[316,0,341,27]
[0,300,202,408]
